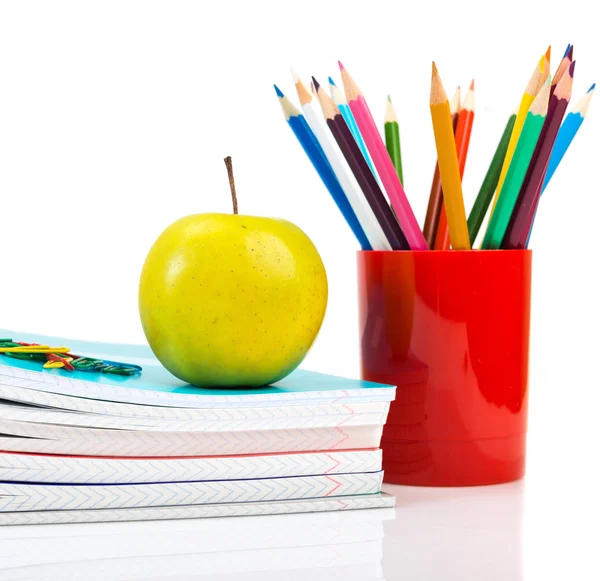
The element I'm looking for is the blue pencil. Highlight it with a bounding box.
[526,83,595,246]
[275,85,372,250]
[543,83,594,189]
[328,77,377,176]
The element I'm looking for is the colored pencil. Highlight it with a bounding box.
[481,79,551,249]
[525,82,594,246]
[384,96,404,185]
[274,85,371,249]
[329,77,377,176]
[429,63,470,250]
[502,62,575,249]
[489,56,547,216]
[339,62,427,250]
[313,78,409,250]
[467,109,517,245]
[434,80,475,250]
[423,86,461,248]
[291,70,391,250]
[544,82,594,189]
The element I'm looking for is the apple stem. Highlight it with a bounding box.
[224,156,238,215]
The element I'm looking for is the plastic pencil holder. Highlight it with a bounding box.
[358,249,532,487]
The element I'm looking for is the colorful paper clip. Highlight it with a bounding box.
[44,354,75,371]
[71,356,142,376]
[0,338,142,376]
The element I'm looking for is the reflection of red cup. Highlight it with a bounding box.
[358,250,532,486]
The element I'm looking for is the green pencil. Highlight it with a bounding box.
[384,96,404,185]
[467,110,517,245]
[482,80,551,249]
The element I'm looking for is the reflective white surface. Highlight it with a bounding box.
[0,471,597,580]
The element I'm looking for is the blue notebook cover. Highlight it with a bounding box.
[0,329,394,400]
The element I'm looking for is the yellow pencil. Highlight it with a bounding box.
[489,55,548,215]
[429,62,470,250]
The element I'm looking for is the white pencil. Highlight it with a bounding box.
[291,68,391,250]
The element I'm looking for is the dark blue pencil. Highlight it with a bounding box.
[275,85,371,250]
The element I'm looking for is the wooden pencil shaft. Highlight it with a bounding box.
[429,99,470,250]
[328,115,409,250]
[434,109,474,250]
[423,164,442,248]
[467,114,516,244]
[455,111,474,175]
[384,121,404,185]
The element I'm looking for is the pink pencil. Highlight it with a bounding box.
[339,62,427,250]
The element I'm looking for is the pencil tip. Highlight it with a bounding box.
[588,83,596,92]
[328,76,336,87]
[563,43,571,58]
[274,85,284,98]
[387,95,392,103]
[431,61,438,78]
[312,76,321,92]
[569,60,576,76]
[338,60,345,71]
[469,79,475,90]
[567,45,574,59]
[290,67,301,84]
[545,45,552,61]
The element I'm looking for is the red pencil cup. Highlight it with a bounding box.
[358,250,532,486]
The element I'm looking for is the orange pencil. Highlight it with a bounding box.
[434,80,475,250]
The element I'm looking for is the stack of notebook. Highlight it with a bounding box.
[0,330,396,525]
[1,505,393,579]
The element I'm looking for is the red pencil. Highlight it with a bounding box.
[502,62,575,249]
[434,80,475,250]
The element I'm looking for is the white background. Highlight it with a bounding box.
[0,2,599,579]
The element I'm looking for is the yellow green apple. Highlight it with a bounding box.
[138,157,328,387]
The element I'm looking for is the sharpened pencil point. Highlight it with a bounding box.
[563,43,571,58]
[431,61,439,78]
[469,79,475,90]
[274,85,284,98]
[545,45,551,62]
[567,45,574,59]
[290,67,301,84]
[588,83,596,92]
[328,77,336,87]
[338,60,345,71]
[450,87,461,114]
[312,76,321,92]
[569,61,576,76]
[387,95,392,103]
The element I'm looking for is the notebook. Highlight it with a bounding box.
[0,492,395,526]
[0,449,382,484]
[0,424,383,457]
[0,399,389,431]
[0,329,396,409]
